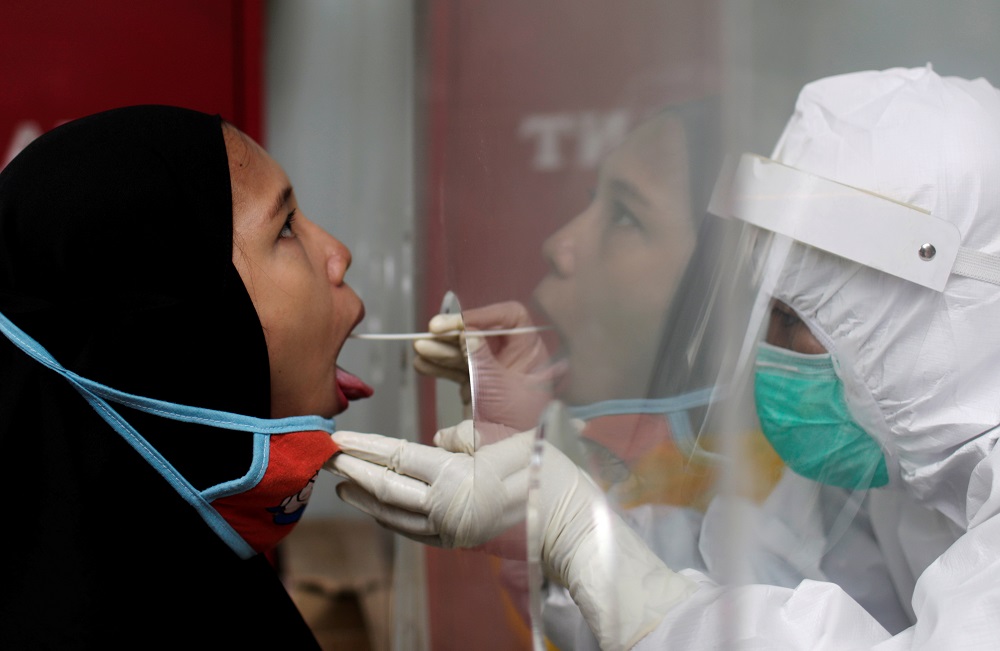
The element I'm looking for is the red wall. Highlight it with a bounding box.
[1,0,263,169]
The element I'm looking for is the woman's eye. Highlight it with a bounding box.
[279,209,297,239]
[610,200,640,229]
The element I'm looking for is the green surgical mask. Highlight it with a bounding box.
[754,342,889,490]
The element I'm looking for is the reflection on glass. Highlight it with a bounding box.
[416,95,787,648]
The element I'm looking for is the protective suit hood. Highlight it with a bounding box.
[767,66,1000,528]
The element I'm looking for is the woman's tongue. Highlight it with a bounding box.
[336,366,374,406]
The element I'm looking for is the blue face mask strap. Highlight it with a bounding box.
[69,383,258,558]
[0,310,334,559]
[0,310,335,434]
[565,387,717,421]
[566,387,727,461]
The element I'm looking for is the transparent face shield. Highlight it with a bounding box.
[524,200,780,635]
[411,9,726,643]
[525,151,1000,646]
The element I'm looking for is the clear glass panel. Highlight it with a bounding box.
[416,1,727,648]
[414,1,1000,649]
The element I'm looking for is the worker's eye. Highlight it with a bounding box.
[779,310,799,329]
[771,302,800,329]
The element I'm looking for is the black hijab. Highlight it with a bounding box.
[0,106,321,648]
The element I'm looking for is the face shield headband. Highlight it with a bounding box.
[709,153,1000,291]
[0,309,337,559]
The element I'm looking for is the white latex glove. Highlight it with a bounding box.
[412,301,566,431]
[328,413,697,651]
[328,420,530,556]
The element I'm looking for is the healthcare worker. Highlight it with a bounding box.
[330,65,1000,649]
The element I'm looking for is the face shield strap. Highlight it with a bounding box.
[709,153,1000,291]
[953,248,1000,286]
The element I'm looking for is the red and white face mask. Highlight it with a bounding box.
[204,428,339,555]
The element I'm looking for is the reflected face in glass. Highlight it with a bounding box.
[765,300,826,354]
[532,112,698,404]
[226,126,365,418]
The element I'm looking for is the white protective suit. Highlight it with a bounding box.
[626,65,1000,649]
[542,473,912,649]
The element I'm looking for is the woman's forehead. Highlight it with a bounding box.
[604,115,687,187]
[224,127,290,209]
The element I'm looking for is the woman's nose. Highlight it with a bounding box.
[324,234,352,286]
[542,220,578,277]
